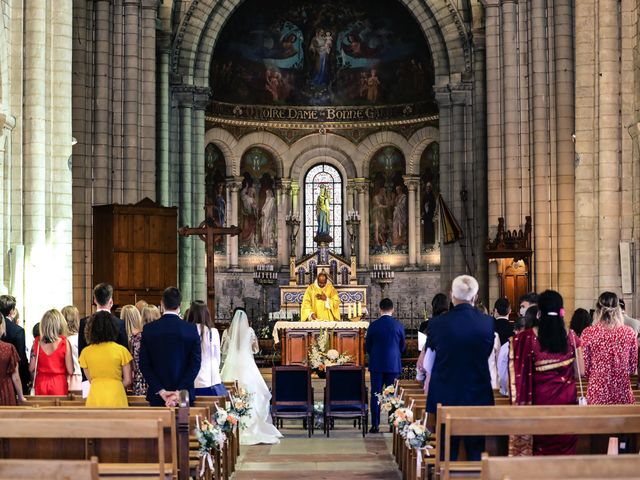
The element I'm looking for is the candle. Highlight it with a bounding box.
[357,301,362,317]
[348,303,353,319]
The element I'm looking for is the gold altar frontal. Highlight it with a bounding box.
[273,321,369,366]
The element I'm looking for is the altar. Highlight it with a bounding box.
[273,321,369,366]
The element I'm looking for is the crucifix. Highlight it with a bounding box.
[178,203,241,320]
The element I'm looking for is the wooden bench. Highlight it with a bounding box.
[0,457,99,480]
[0,418,167,479]
[436,404,640,480]
[480,453,640,480]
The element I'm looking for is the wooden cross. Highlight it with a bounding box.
[178,203,241,320]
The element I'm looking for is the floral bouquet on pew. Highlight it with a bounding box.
[212,407,240,433]
[390,407,414,433]
[376,384,404,416]
[404,421,433,452]
[195,416,227,477]
[228,387,253,430]
[314,402,325,429]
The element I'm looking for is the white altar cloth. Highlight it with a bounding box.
[272,320,369,344]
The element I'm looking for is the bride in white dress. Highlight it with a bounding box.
[220,309,283,445]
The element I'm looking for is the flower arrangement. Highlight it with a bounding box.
[211,407,240,433]
[404,421,432,450]
[194,416,227,478]
[308,329,352,377]
[228,387,253,429]
[389,407,414,431]
[376,384,404,416]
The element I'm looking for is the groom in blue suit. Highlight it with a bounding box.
[139,287,201,406]
[366,298,406,433]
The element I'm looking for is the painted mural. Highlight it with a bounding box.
[369,147,408,255]
[420,142,439,248]
[210,0,434,106]
[239,147,278,256]
[205,143,227,253]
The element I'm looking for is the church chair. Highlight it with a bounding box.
[270,365,314,437]
[323,365,368,438]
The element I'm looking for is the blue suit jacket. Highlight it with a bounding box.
[365,314,405,373]
[425,303,495,413]
[139,313,201,406]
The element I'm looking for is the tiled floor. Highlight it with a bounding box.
[233,422,401,479]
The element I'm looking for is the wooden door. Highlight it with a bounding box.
[500,258,530,317]
[334,329,361,365]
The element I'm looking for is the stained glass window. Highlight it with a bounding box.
[304,164,343,255]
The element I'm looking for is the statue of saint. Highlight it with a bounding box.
[316,186,331,236]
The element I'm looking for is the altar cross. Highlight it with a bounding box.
[178,203,241,319]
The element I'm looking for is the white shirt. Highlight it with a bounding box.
[68,333,81,375]
[498,341,510,396]
[195,325,222,388]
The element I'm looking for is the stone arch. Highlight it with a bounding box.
[290,146,357,182]
[357,131,412,177]
[407,126,440,175]
[204,127,238,176]
[233,131,288,177]
[288,133,358,176]
[172,0,471,89]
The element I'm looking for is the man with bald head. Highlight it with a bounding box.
[300,272,341,321]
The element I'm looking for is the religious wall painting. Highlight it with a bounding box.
[369,146,408,254]
[210,0,434,106]
[304,163,343,255]
[205,143,227,253]
[420,142,439,249]
[239,147,278,256]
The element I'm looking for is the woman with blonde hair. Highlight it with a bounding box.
[141,305,161,325]
[120,305,146,395]
[61,305,82,391]
[30,309,74,395]
[581,292,638,405]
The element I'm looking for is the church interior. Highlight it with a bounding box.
[2,0,640,478]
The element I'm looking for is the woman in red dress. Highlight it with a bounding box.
[510,290,581,455]
[30,309,74,395]
[0,317,26,405]
[581,292,638,405]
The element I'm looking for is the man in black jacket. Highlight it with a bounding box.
[0,295,29,394]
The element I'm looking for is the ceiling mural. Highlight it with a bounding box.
[210,0,435,107]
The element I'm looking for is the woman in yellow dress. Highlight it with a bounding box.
[79,311,132,407]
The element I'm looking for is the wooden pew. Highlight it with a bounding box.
[436,404,640,480]
[0,418,167,479]
[480,453,640,480]
[0,457,100,480]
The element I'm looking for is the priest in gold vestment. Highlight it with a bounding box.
[301,273,341,321]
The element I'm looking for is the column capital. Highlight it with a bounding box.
[402,175,420,190]
[172,84,211,108]
[227,176,243,192]
[449,83,473,105]
[291,182,300,195]
[353,178,369,193]
[278,177,292,194]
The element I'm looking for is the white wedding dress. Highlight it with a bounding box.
[220,310,283,445]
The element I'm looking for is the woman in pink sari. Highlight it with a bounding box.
[510,290,581,455]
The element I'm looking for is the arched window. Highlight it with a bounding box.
[304,163,343,255]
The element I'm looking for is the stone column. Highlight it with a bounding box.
[122,0,140,204]
[23,0,47,318]
[597,0,622,292]
[279,178,292,263]
[192,96,208,302]
[554,0,575,310]
[93,0,111,204]
[403,176,420,268]
[139,0,157,199]
[531,0,552,290]
[501,0,521,228]
[436,87,454,283]
[346,180,356,257]
[290,181,300,257]
[156,34,171,205]
[51,0,74,304]
[354,179,368,267]
[176,92,193,303]
[228,177,243,269]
